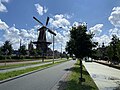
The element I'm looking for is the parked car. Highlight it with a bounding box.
[85,57,92,62]
[73,57,76,60]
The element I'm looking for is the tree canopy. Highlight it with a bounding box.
[66,24,97,59]
[1,41,13,55]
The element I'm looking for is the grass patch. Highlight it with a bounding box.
[0,59,58,69]
[66,60,98,90]
[0,59,68,80]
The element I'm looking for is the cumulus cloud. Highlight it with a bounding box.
[46,14,72,52]
[89,24,103,36]
[0,0,9,12]
[0,19,9,30]
[1,25,38,49]
[72,21,79,27]
[0,41,3,47]
[50,14,70,29]
[4,26,21,44]
[35,4,48,16]
[92,35,111,46]
[47,30,67,52]
[108,7,120,27]
[109,28,120,38]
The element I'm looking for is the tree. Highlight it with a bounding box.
[110,35,119,63]
[66,24,96,59]
[19,45,27,56]
[65,40,74,57]
[116,41,120,63]
[66,24,97,82]
[106,45,114,62]
[1,41,13,55]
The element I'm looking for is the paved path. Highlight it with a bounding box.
[0,59,60,66]
[0,60,75,90]
[83,61,120,90]
[0,62,52,73]
[0,59,64,73]
[0,60,42,66]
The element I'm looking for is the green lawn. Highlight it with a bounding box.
[66,61,98,90]
[0,59,68,80]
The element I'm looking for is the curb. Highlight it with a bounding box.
[0,60,69,84]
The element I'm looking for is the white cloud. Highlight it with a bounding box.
[35,4,48,16]
[4,26,20,44]
[0,19,9,30]
[92,35,111,46]
[48,14,71,52]
[50,14,70,29]
[0,0,9,12]
[2,25,38,50]
[109,28,120,38]
[0,41,3,47]
[108,7,120,27]
[0,2,7,12]
[47,30,67,52]
[89,24,103,36]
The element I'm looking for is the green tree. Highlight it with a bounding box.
[66,40,74,57]
[1,41,13,55]
[0,47,2,55]
[66,24,96,59]
[66,24,97,82]
[110,35,119,63]
[19,45,27,55]
[106,45,114,62]
[116,41,120,62]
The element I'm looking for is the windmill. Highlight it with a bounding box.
[32,16,56,61]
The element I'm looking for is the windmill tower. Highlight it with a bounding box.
[32,16,56,61]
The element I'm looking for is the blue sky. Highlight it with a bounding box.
[0,0,120,51]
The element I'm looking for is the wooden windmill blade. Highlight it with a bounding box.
[47,28,56,36]
[33,16,44,26]
[46,17,49,26]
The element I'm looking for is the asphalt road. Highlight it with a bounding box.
[0,60,75,90]
[83,61,120,90]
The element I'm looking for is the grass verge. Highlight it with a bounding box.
[0,59,59,69]
[66,60,98,90]
[0,59,68,80]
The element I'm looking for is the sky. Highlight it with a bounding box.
[0,0,120,52]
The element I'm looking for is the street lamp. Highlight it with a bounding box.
[53,35,55,63]
[52,27,62,63]
[61,44,62,60]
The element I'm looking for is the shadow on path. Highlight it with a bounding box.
[56,66,96,90]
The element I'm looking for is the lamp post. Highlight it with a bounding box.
[52,27,62,63]
[19,39,22,58]
[61,44,62,60]
[53,35,55,63]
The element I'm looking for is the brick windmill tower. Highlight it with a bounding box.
[33,16,56,62]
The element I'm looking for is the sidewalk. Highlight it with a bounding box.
[0,59,56,66]
[83,61,120,90]
[0,59,62,73]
